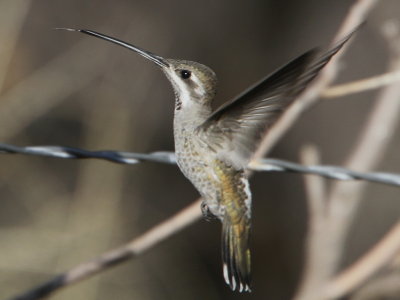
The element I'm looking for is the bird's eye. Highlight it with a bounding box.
[180,70,191,79]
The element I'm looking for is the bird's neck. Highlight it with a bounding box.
[173,97,212,131]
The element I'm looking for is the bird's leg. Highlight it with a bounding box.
[201,201,216,221]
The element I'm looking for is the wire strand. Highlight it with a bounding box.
[1,143,399,187]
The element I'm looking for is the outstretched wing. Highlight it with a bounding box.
[197,34,353,169]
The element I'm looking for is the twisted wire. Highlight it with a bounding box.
[1,143,399,187]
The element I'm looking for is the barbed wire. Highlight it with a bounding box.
[1,142,400,187]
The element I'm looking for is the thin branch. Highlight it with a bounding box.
[253,0,378,158]
[326,221,400,299]
[296,145,330,296]
[0,38,111,141]
[325,17,400,289]
[350,272,400,300]
[322,69,400,98]
[317,19,400,299]
[300,145,327,221]
[8,200,202,300]
[0,0,32,93]
[294,18,400,300]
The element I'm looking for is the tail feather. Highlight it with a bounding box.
[222,218,251,292]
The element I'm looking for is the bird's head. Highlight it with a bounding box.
[59,29,217,110]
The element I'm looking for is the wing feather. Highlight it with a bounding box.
[197,32,355,168]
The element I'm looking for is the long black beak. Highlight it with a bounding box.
[57,28,169,68]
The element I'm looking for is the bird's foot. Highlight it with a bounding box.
[201,202,216,221]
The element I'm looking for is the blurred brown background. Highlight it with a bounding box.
[0,0,399,299]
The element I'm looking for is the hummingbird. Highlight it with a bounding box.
[60,27,355,292]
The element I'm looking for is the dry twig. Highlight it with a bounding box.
[350,272,400,300]
[253,0,378,158]
[322,69,400,98]
[296,145,330,298]
[0,39,110,141]
[0,0,32,92]
[294,18,400,300]
[327,221,400,298]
